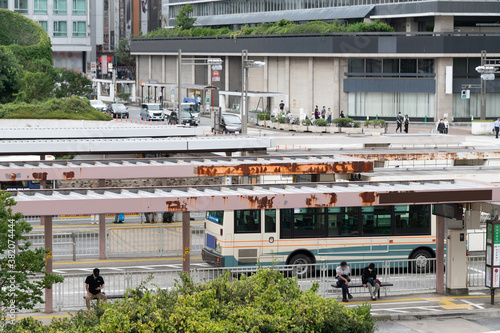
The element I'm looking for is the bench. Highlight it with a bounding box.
[332,282,394,299]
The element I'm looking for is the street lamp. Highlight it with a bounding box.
[241,49,265,135]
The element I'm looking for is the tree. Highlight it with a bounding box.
[0,191,63,318]
[116,38,135,78]
[176,4,196,30]
[0,46,21,104]
[53,69,93,98]
[16,58,56,102]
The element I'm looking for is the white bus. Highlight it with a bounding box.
[202,205,436,274]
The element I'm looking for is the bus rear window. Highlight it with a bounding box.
[206,211,224,225]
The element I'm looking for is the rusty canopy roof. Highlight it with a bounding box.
[0,155,372,181]
[9,180,500,216]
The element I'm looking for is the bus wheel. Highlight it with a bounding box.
[289,254,312,278]
[410,249,434,273]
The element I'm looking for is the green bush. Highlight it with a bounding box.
[143,19,394,39]
[277,116,287,124]
[117,92,131,103]
[0,97,112,121]
[315,118,328,126]
[257,113,270,120]
[333,117,355,127]
[271,117,278,123]
[364,119,386,128]
[8,269,375,332]
[301,118,312,126]
[353,121,361,128]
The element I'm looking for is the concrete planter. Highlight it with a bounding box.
[364,127,386,135]
[298,125,311,132]
[326,126,340,134]
[340,127,363,134]
[277,123,287,130]
[290,124,300,131]
[312,126,327,133]
[471,122,494,135]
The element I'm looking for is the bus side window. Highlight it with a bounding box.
[234,210,261,233]
[265,209,276,233]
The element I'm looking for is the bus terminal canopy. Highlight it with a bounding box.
[9,180,500,216]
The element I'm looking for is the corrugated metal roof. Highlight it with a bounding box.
[195,6,375,26]
[9,180,499,215]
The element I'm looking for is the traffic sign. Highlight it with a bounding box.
[213,70,220,77]
[171,89,175,95]
[212,64,222,71]
[212,77,221,82]
[482,74,496,81]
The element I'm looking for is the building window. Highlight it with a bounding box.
[73,0,86,14]
[15,0,28,13]
[72,21,86,37]
[54,0,67,14]
[53,21,67,37]
[0,0,8,9]
[34,0,48,14]
[38,21,48,32]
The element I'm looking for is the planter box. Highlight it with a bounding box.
[277,123,287,130]
[312,126,327,133]
[340,127,363,134]
[290,124,300,131]
[471,122,493,135]
[364,127,386,135]
[298,125,311,132]
[326,126,340,134]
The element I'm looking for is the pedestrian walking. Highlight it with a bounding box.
[327,108,332,123]
[362,263,380,301]
[395,112,403,133]
[437,119,445,134]
[443,118,449,134]
[321,106,326,119]
[314,105,319,119]
[494,118,500,139]
[404,114,410,133]
[340,110,345,118]
[336,261,353,302]
[158,91,163,105]
[85,268,107,310]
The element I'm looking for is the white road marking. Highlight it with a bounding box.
[461,299,485,310]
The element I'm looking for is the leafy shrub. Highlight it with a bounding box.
[353,121,361,128]
[257,113,270,120]
[8,269,375,332]
[315,118,328,126]
[142,19,394,38]
[277,116,287,124]
[301,118,312,126]
[333,117,355,127]
[117,92,131,103]
[364,119,386,128]
[0,97,112,121]
[271,117,278,123]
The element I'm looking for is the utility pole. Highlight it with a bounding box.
[178,49,182,114]
[241,50,248,135]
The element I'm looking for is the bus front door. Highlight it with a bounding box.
[260,209,280,266]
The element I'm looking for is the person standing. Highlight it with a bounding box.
[85,268,107,310]
[395,112,403,133]
[321,106,326,119]
[443,118,449,134]
[279,100,285,113]
[336,261,353,302]
[327,108,332,123]
[340,110,345,118]
[314,105,319,120]
[362,263,380,301]
[437,119,445,134]
[404,114,410,133]
[158,91,163,105]
[494,118,500,139]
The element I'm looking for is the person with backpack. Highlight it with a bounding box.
[437,119,445,134]
[362,263,380,301]
[395,112,403,133]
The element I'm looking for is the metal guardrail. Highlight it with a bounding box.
[44,258,439,311]
[467,255,485,288]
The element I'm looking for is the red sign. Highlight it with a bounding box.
[213,70,220,77]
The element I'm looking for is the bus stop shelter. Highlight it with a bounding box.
[8,179,500,313]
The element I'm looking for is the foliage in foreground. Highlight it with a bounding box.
[9,269,375,333]
[0,192,63,319]
[0,97,112,120]
[143,19,394,38]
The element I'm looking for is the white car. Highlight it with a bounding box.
[90,100,107,112]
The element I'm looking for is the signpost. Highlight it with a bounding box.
[486,220,500,304]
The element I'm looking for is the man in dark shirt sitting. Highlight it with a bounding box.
[85,268,107,310]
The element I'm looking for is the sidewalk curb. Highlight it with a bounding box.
[374,308,500,321]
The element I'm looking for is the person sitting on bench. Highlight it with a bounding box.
[85,268,107,310]
[362,263,380,301]
[336,261,353,302]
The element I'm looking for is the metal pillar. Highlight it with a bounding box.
[436,216,445,294]
[178,49,182,113]
[241,50,248,135]
[43,215,53,313]
[480,50,487,120]
[182,211,190,272]
[98,179,106,259]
